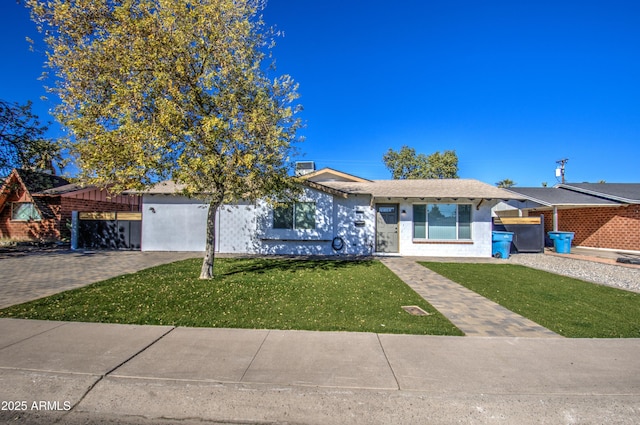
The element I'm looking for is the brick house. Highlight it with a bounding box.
[0,169,140,242]
[500,183,640,252]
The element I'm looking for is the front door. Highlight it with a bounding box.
[376,204,399,253]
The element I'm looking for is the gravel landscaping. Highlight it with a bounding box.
[509,253,640,294]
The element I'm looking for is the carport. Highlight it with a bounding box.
[505,187,621,231]
[500,185,638,251]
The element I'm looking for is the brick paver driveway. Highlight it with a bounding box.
[0,250,201,309]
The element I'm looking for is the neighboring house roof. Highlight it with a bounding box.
[12,168,70,193]
[1,168,138,220]
[506,183,640,209]
[559,183,640,204]
[505,187,621,208]
[39,182,87,195]
[40,182,123,199]
[0,169,71,219]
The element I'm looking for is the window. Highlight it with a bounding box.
[11,202,42,221]
[273,202,316,230]
[273,205,293,229]
[413,204,471,240]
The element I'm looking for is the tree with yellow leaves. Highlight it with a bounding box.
[28,0,303,278]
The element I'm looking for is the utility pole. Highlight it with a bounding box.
[555,158,568,184]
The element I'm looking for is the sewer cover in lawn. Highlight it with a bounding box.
[401,306,430,316]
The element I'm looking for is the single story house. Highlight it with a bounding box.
[0,168,140,242]
[139,167,523,257]
[496,183,640,252]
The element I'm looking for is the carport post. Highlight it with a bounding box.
[553,206,558,231]
[71,211,79,250]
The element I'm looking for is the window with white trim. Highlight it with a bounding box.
[273,202,316,230]
[11,202,42,221]
[413,204,471,240]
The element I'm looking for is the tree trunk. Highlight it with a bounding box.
[199,200,220,279]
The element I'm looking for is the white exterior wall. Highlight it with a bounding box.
[141,189,374,255]
[391,199,495,257]
[141,194,209,251]
[142,196,261,253]
[217,202,259,253]
[254,189,373,256]
[333,195,375,256]
[141,192,495,257]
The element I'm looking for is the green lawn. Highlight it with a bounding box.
[0,258,463,336]
[420,262,640,338]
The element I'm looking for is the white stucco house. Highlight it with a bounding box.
[139,168,523,257]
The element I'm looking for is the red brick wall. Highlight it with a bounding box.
[529,205,640,251]
[0,208,58,240]
[0,190,46,240]
[0,196,139,241]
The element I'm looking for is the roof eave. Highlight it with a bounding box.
[300,167,372,183]
[558,184,639,204]
[303,180,354,198]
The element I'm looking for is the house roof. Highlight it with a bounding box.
[505,187,621,207]
[135,180,187,194]
[559,183,640,204]
[314,179,523,200]
[138,168,371,195]
[140,175,522,201]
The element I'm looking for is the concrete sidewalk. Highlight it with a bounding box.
[1,319,639,424]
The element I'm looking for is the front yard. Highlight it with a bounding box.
[421,262,640,338]
[2,257,637,338]
[0,258,463,336]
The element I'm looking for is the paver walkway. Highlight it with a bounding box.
[0,250,201,309]
[379,256,561,338]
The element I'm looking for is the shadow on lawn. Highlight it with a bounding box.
[219,256,377,277]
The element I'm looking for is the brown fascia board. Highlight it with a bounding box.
[302,180,352,198]
[301,168,372,183]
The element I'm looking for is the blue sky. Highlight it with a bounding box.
[2,1,639,186]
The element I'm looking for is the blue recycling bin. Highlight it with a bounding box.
[492,231,514,259]
[548,231,575,254]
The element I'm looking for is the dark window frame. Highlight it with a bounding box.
[413,203,472,240]
[273,202,316,230]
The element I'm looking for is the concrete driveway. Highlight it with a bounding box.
[0,250,201,308]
